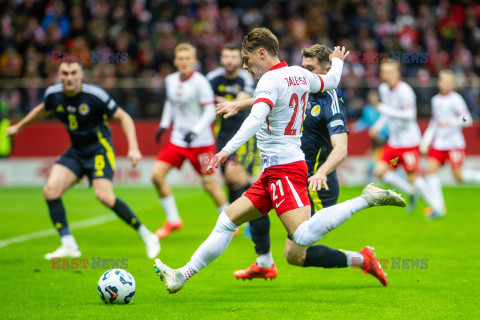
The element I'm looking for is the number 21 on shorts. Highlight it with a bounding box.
[271,179,285,208]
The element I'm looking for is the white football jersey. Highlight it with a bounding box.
[379,81,421,148]
[431,91,470,150]
[165,71,215,148]
[252,61,324,167]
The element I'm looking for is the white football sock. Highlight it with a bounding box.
[178,265,196,280]
[137,224,153,242]
[383,171,414,195]
[160,195,181,224]
[292,197,367,247]
[462,169,480,184]
[60,235,78,249]
[426,174,445,214]
[256,251,274,268]
[185,212,238,273]
[345,251,364,267]
[216,203,230,215]
[414,176,436,209]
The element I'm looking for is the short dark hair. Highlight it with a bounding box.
[58,60,83,70]
[242,27,279,56]
[222,43,240,52]
[301,44,332,68]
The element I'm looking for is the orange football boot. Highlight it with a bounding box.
[155,221,184,239]
[233,262,278,280]
[359,246,388,286]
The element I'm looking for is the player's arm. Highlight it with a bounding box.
[6,103,50,137]
[111,108,142,167]
[440,96,473,128]
[156,99,173,143]
[216,98,254,119]
[307,46,349,93]
[207,101,270,171]
[309,132,348,191]
[190,102,216,137]
[419,118,437,154]
[377,102,416,120]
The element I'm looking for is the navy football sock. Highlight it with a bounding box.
[46,198,71,236]
[111,198,141,230]
[304,245,348,268]
[228,183,252,204]
[249,214,271,255]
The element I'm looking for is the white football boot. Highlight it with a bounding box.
[144,233,161,259]
[154,258,186,294]
[361,183,406,207]
[44,245,81,260]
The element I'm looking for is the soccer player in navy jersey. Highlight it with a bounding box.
[6,61,160,259]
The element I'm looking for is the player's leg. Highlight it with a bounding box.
[452,149,480,183]
[224,161,251,203]
[93,171,160,259]
[151,146,183,238]
[43,162,82,259]
[154,195,264,293]
[425,153,446,217]
[201,176,229,214]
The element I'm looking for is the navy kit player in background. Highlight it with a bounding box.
[207,44,257,207]
[6,61,160,259]
[219,45,388,285]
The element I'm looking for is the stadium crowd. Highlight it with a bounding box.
[0,0,479,118]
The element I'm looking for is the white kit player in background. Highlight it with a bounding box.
[151,43,228,239]
[370,61,434,213]
[419,69,480,219]
[154,28,406,294]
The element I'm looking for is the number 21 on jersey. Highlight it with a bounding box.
[284,92,307,135]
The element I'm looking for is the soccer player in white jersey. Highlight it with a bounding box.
[419,70,479,219]
[154,28,405,294]
[151,43,228,238]
[370,61,433,212]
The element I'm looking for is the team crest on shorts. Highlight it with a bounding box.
[79,103,90,115]
[312,105,321,116]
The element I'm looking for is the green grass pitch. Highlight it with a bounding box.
[0,186,478,319]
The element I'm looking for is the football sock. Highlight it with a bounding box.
[463,169,480,184]
[160,195,181,224]
[345,250,364,267]
[256,251,274,268]
[186,212,238,273]
[138,224,154,242]
[46,198,70,237]
[228,183,245,203]
[60,234,78,249]
[426,174,445,214]
[293,197,367,247]
[249,215,271,255]
[111,198,141,230]
[414,177,436,209]
[178,266,196,280]
[216,203,230,215]
[304,245,348,268]
[383,171,414,195]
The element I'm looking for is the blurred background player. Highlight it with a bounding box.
[230,45,387,286]
[369,61,433,213]
[352,90,388,183]
[5,61,160,259]
[420,69,480,219]
[152,43,228,238]
[207,44,257,217]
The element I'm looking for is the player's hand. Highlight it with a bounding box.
[6,124,19,138]
[207,150,230,173]
[128,148,142,168]
[330,46,350,62]
[308,171,329,191]
[368,127,380,139]
[184,131,197,144]
[216,100,240,119]
[437,121,450,127]
[155,128,166,144]
[215,95,227,104]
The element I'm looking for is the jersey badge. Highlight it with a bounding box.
[67,106,76,113]
[312,105,321,117]
[79,103,90,115]
[56,105,64,112]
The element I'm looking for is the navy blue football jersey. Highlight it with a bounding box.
[43,83,118,154]
[301,89,349,177]
[207,67,254,134]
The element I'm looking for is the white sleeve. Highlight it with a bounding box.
[252,74,278,109]
[419,119,437,153]
[222,102,270,154]
[378,103,416,120]
[160,99,173,128]
[372,114,388,131]
[192,103,215,135]
[305,58,344,93]
[198,76,215,107]
[450,95,472,127]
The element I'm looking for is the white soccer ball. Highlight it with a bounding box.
[97,269,136,304]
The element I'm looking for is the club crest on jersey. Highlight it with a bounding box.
[79,103,90,115]
[312,105,321,116]
[67,106,76,113]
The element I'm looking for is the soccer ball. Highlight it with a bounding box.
[97,269,136,304]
